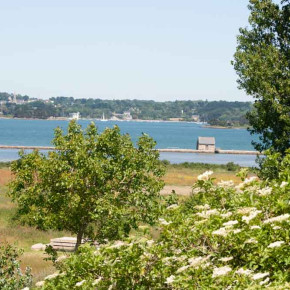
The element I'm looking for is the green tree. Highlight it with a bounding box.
[233,0,290,154]
[8,121,164,249]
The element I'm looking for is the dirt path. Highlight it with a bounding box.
[160,185,192,196]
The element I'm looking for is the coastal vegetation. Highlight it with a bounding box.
[0,92,252,126]
[0,0,289,288]
[41,153,290,289]
[0,147,289,288]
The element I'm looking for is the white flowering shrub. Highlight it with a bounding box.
[39,163,290,289]
[0,244,32,290]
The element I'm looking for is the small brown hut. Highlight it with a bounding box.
[196,137,215,152]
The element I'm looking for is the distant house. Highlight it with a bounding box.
[191,115,200,122]
[111,111,132,120]
[196,137,215,152]
[69,112,80,120]
[123,111,132,120]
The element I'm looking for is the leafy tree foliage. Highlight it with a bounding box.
[8,121,165,248]
[257,148,290,179]
[233,0,290,154]
[0,244,32,289]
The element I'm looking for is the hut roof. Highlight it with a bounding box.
[198,137,215,145]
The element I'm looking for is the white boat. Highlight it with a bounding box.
[101,113,107,122]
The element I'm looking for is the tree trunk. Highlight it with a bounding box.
[75,230,83,251]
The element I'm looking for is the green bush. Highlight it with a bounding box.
[226,162,240,171]
[0,244,32,290]
[258,149,290,181]
[38,154,290,289]
[162,161,242,172]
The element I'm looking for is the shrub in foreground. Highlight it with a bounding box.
[0,244,32,289]
[38,156,290,289]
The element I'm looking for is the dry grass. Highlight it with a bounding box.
[20,252,55,284]
[0,183,69,284]
[163,167,242,186]
[0,168,12,186]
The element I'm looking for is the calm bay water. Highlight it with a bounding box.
[0,119,259,166]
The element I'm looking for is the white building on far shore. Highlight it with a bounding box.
[69,112,80,120]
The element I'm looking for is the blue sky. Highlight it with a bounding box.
[0,0,255,101]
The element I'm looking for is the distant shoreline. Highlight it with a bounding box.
[0,116,205,124]
[0,117,250,128]
[202,125,249,130]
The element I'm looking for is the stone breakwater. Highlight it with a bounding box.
[0,145,262,155]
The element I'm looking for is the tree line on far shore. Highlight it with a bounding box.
[0,92,252,126]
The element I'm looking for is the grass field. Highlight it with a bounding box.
[0,163,251,285]
[163,167,242,186]
[0,173,67,284]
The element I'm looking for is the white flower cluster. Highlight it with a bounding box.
[263,214,290,224]
[92,277,102,286]
[267,241,285,248]
[197,171,213,181]
[244,176,258,184]
[236,268,271,284]
[260,277,270,286]
[196,209,219,219]
[236,268,252,276]
[212,226,242,237]
[242,209,262,224]
[252,272,269,280]
[219,257,233,262]
[159,218,172,226]
[35,281,45,287]
[221,211,233,218]
[188,255,211,268]
[237,207,257,215]
[245,238,258,244]
[75,280,86,287]
[192,187,204,194]
[162,255,187,266]
[250,225,261,230]
[212,227,228,237]
[165,275,175,284]
[217,180,235,188]
[223,220,238,228]
[166,204,179,210]
[235,176,257,190]
[146,240,154,247]
[175,255,211,274]
[258,186,272,196]
[194,204,210,210]
[45,272,60,280]
[212,266,232,278]
[176,265,190,273]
